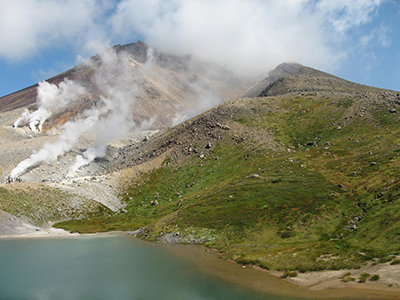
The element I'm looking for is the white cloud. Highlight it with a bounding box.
[360,23,391,49]
[0,0,110,61]
[0,0,387,78]
[111,0,385,78]
[315,0,384,32]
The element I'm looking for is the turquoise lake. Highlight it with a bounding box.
[0,235,393,300]
[0,235,298,300]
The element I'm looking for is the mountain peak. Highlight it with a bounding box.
[242,62,337,98]
[242,62,304,98]
[270,62,303,76]
[119,41,149,63]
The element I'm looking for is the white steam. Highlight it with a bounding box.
[10,114,99,178]
[70,145,106,174]
[13,79,86,131]
[11,47,156,178]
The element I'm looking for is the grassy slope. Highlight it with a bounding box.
[0,183,111,226]
[56,92,400,271]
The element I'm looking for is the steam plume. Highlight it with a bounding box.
[11,47,156,178]
[10,115,99,178]
[69,146,106,174]
[13,80,86,131]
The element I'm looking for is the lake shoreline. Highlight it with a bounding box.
[0,228,130,240]
[1,229,400,299]
[261,263,400,295]
[156,242,400,299]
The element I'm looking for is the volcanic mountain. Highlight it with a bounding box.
[0,41,248,130]
[2,52,400,288]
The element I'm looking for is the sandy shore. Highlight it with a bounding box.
[0,229,78,239]
[274,263,400,292]
[161,243,400,300]
[0,209,78,239]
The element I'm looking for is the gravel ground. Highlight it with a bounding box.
[0,209,73,237]
[0,107,157,235]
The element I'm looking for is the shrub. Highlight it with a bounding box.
[378,257,393,264]
[358,273,371,283]
[236,256,251,265]
[342,275,356,282]
[282,270,298,278]
[359,277,367,283]
[342,272,351,278]
[360,273,371,278]
[390,259,400,265]
[370,274,380,281]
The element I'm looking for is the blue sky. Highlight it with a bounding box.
[0,0,399,98]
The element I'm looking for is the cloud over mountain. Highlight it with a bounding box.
[111,0,385,77]
[0,0,386,78]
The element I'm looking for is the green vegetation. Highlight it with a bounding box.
[54,93,400,271]
[377,256,394,264]
[370,274,380,281]
[282,270,298,278]
[359,273,371,283]
[390,259,400,265]
[342,274,356,283]
[0,185,110,226]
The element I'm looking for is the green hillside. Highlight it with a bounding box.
[55,83,400,271]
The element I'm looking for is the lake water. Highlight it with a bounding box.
[0,235,297,300]
[0,235,394,300]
